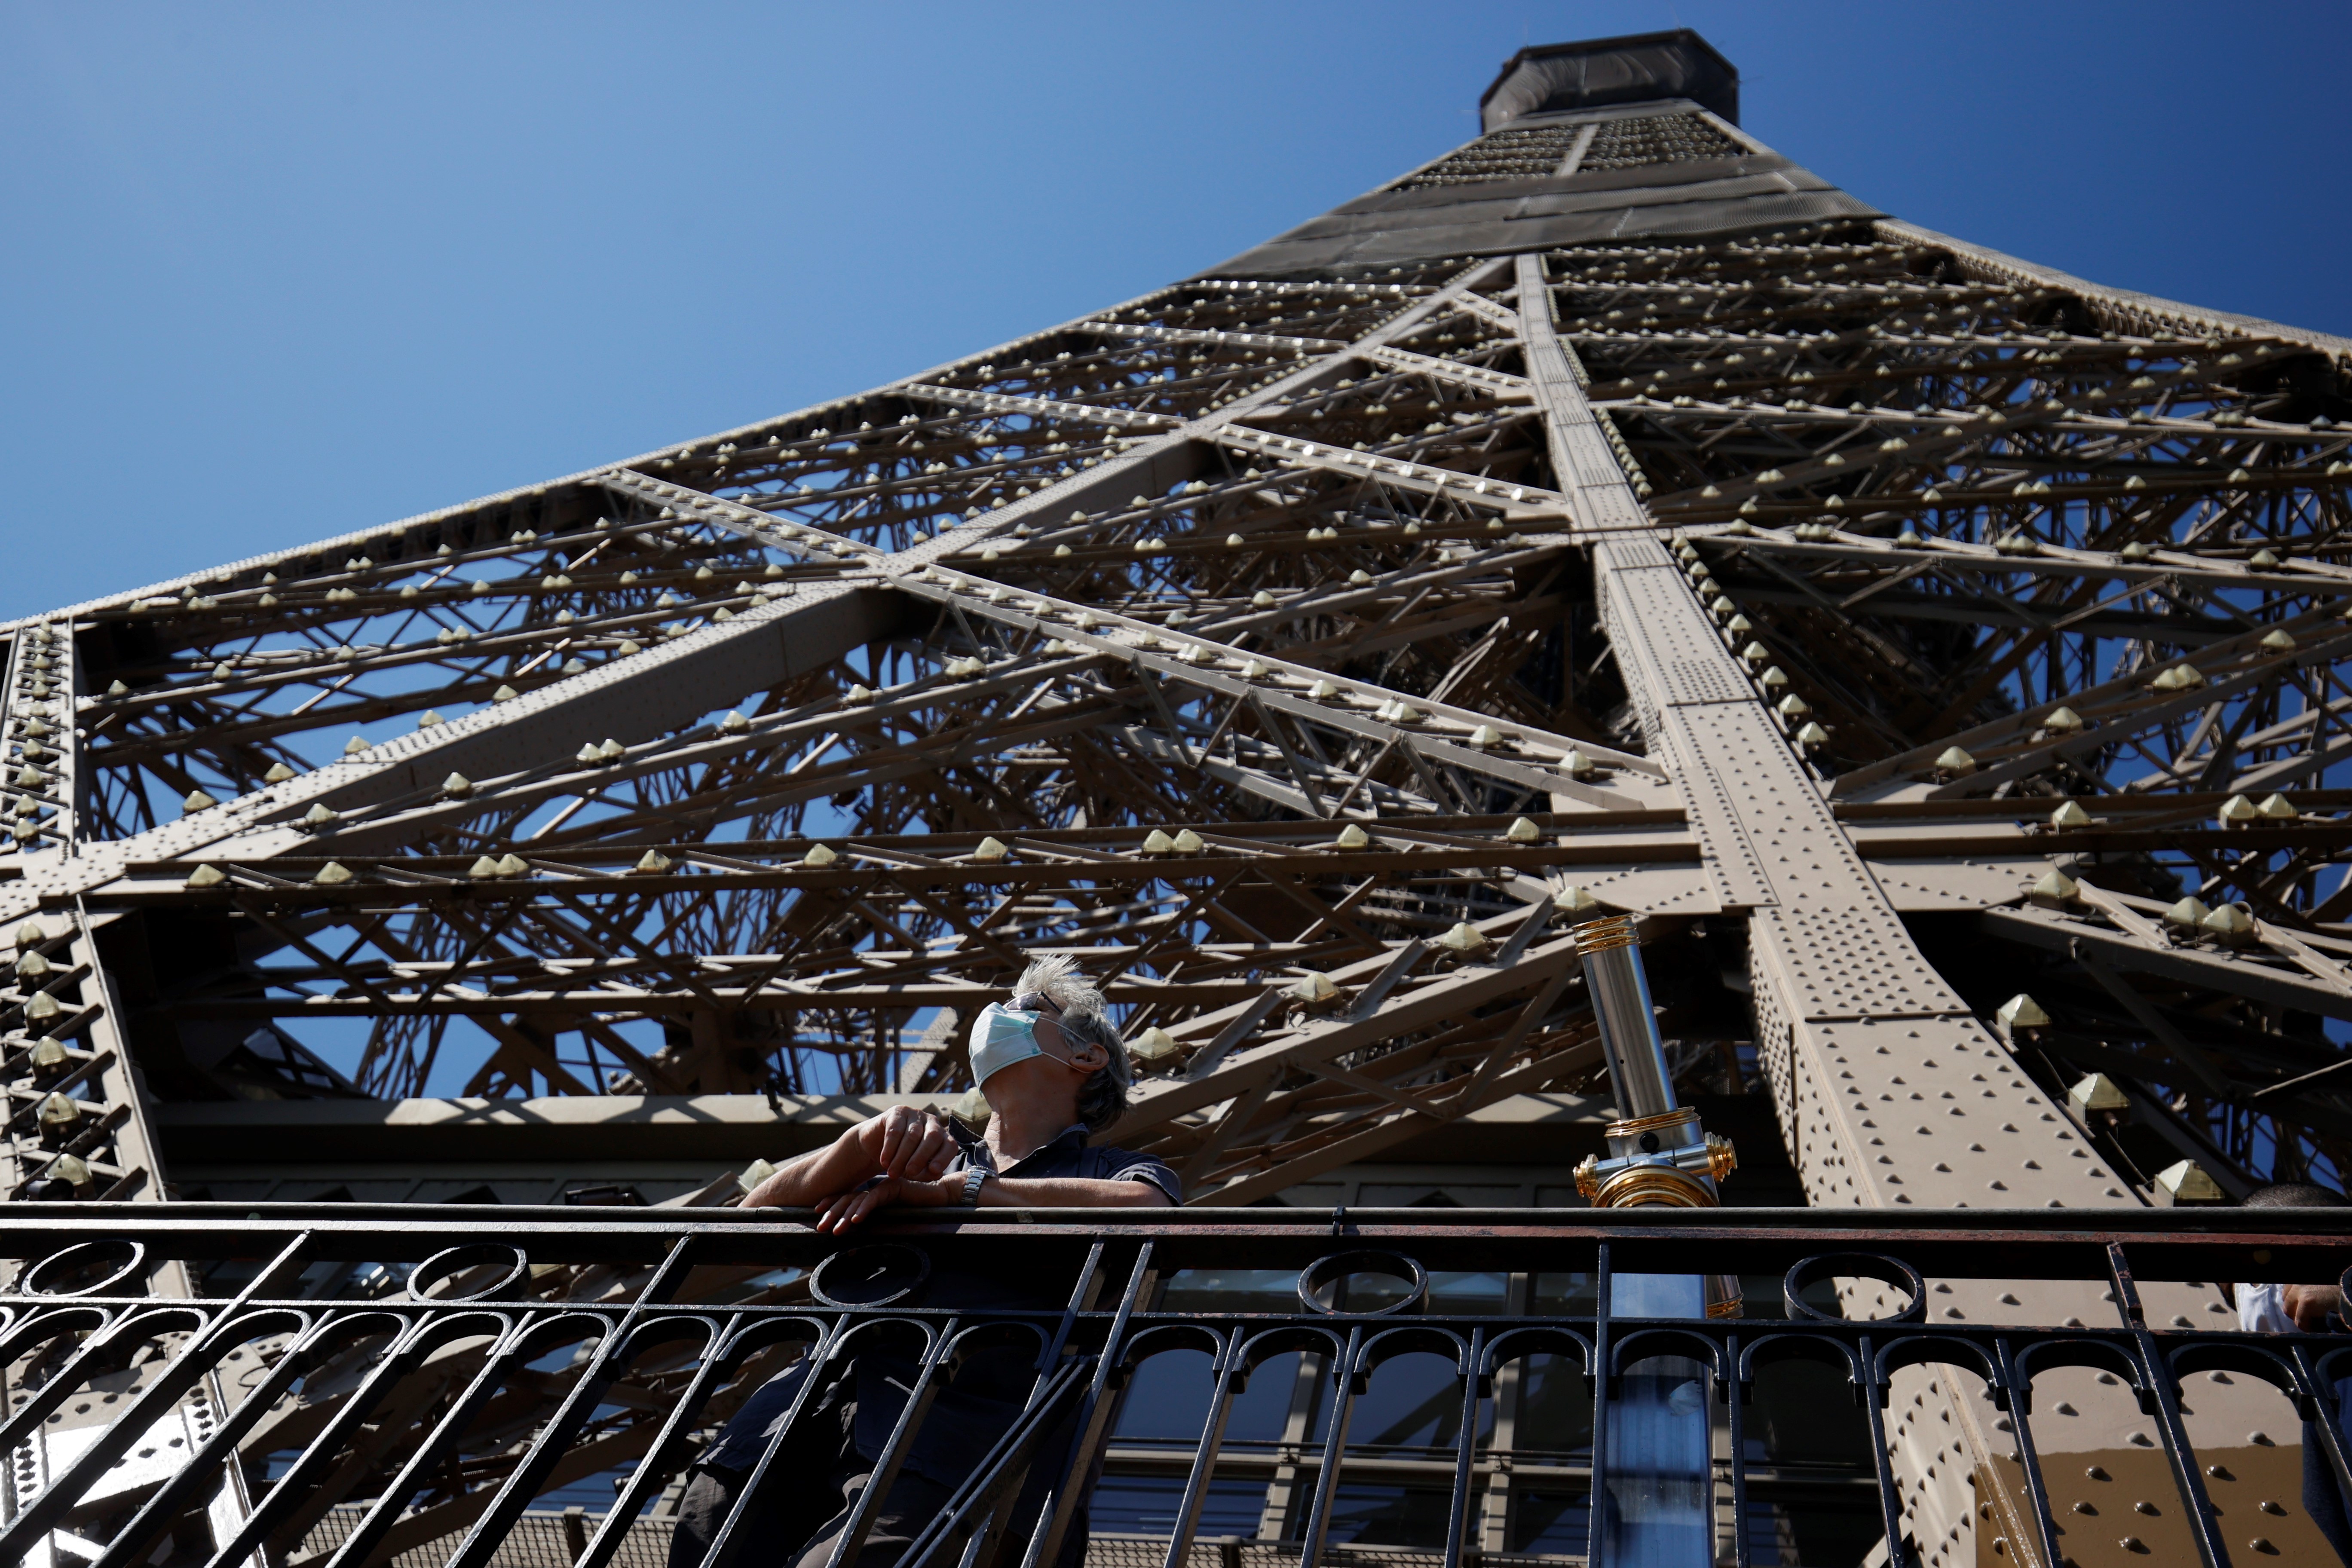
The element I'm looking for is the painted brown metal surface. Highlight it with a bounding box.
[0,29,2345,1568]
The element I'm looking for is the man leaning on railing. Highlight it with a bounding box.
[668,957,1179,1568]
[2237,1181,2352,1568]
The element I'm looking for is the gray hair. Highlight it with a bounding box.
[2244,1181,2345,1208]
[1017,954,1131,1132]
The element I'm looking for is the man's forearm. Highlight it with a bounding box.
[2283,1282,2347,1331]
[743,1135,869,1208]
[740,1107,957,1212]
[974,1176,1171,1209]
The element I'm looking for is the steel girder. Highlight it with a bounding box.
[0,83,2347,1568]
[3,256,1671,1172]
[0,203,2343,1202]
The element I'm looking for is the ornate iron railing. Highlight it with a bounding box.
[0,1204,2346,1568]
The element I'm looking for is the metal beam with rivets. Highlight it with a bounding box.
[1512,244,2250,1568]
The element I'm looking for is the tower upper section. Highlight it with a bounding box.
[1209,31,1876,279]
[1480,28,1741,132]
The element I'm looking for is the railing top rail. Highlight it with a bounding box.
[0,1198,2339,1236]
[0,1202,2343,1291]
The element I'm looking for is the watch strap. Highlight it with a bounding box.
[961,1166,991,1205]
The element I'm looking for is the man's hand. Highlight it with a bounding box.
[811,1172,965,1232]
[812,1171,1175,1231]
[740,1107,957,1212]
[2283,1283,2346,1331]
[813,1176,900,1232]
[854,1107,957,1182]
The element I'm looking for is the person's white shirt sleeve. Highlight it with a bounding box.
[2238,1281,2294,1334]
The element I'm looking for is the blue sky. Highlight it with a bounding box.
[2,1,2345,621]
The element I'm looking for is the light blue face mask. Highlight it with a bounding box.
[969,1001,1063,1088]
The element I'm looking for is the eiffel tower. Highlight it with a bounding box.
[2,28,2348,1568]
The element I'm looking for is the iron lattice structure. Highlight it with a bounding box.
[0,1205,2346,1568]
[2,28,2350,1568]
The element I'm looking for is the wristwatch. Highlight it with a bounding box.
[961,1166,992,1206]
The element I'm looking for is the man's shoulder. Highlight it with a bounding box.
[1074,1139,1155,1167]
[1076,1141,1182,1198]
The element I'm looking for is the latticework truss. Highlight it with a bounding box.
[15,217,2346,1198]
[4,37,2351,1565]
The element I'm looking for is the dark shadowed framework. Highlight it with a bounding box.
[2,27,2352,1568]
[0,1207,2348,1568]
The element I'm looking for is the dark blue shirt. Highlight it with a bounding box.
[947,1120,1182,1203]
[699,1124,1178,1475]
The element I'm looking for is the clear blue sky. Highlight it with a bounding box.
[3,1,2344,622]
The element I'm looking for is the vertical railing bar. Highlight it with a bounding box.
[1291,1324,1364,1568]
[700,1313,885,1568]
[11,1206,2352,1568]
[447,1234,702,1568]
[230,1233,319,1309]
[1997,1337,2067,1568]
[1725,1329,1751,1568]
[945,1329,1084,1568]
[1019,1241,1158,1568]
[1856,1335,1910,1568]
[0,1296,303,1560]
[896,1357,1099,1568]
[90,1303,333,1568]
[196,1311,484,1568]
[1589,1241,1612,1568]
[2134,1337,2230,1568]
[1439,1326,1485,1568]
[813,1320,956,1568]
[952,1509,997,1568]
[1159,1329,1246,1568]
[1473,1271,1532,1557]
[1033,1240,1107,1394]
[2103,1242,2146,1331]
[316,1311,572,1568]
[0,1231,318,1563]
[576,1316,744,1568]
[2109,1242,2231,1568]
[0,1302,149,1456]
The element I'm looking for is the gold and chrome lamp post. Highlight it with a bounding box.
[1570,912,1743,1318]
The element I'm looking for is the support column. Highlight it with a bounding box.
[1511,251,2248,1568]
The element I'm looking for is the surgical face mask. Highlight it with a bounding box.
[969,1001,1069,1088]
